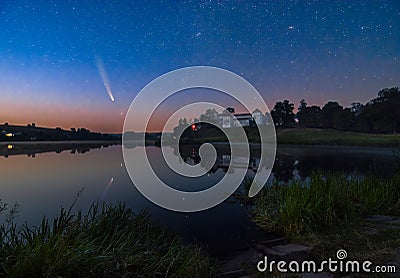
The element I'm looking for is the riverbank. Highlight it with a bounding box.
[2,172,399,276]
[0,202,215,277]
[277,128,400,147]
[228,173,400,275]
[252,173,400,236]
[178,127,400,147]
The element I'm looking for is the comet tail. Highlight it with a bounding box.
[95,55,115,102]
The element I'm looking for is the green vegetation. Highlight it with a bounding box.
[299,222,400,272]
[277,128,400,147]
[179,126,400,147]
[249,173,400,273]
[271,99,296,128]
[176,87,400,139]
[274,87,400,134]
[0,124,118,142]
[178,125,258,143]
[252,173,400,237]
[0,202,215,277]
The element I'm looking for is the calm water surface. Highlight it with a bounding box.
[0,142,397,257]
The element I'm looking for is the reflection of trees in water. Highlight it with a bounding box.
[0,142,119,158]
[175,145,220,174]
[175,143,296,179]
[174,143,264,176]
[272,156,296,183]
[275,148,397,181]
[172,144,397,182]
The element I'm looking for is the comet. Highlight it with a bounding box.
[95,55,115,102]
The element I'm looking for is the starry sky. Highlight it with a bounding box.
[0,0,399,133]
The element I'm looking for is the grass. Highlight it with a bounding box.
[298,222,400,274]
[244,222,400,278]
[248,173,400,276]
[0,202,216,277]
[252,172,400,237]
[277,128,400,147]
[179,127,400,147]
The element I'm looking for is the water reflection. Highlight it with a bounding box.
[0,142,397,258]
[172,143,397,182]
[173,144,263,175]
[0,142,120,158]
[0,144,263,258]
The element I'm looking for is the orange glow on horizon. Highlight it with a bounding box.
[0,100,125,133]
[0,92,351,133]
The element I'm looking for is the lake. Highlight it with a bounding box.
[0,142,397,258]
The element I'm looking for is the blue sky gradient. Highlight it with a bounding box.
[0,1,399,132]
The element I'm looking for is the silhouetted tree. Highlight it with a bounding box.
[351,102,364,116]
[359,87,400,134]
[320,101,343,128]
[299,99,307,112]
[296,99,322,128]
[333,108,355,130]
[199,108,219,124]
[271,100,295,128]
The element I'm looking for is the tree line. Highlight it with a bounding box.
[271,87,400,134]
[0,124,116,141]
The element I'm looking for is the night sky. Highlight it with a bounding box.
[1,1,399,132]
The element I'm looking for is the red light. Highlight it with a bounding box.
[191,124,196,131]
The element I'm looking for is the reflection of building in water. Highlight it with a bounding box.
[219,154,260,173]
[184,148,201,166]
[176,145,264,174]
